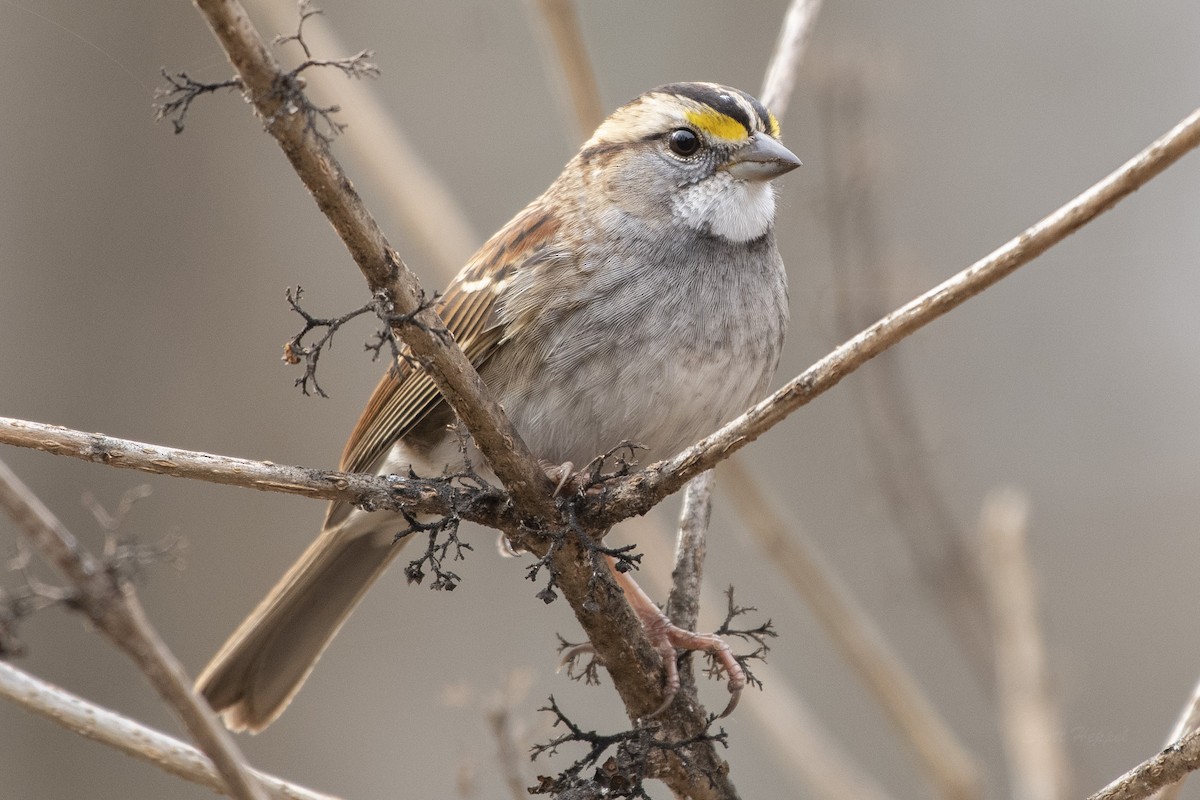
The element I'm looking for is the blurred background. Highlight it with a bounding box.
[1,1,1199,798]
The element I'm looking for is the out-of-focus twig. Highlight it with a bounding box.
[0,660,338,800]
[978,488,1071,800]
[251,0,479,279]
[525,0,604,142]
[624,514,896,800]
[487,669,534,800]
[719,458,981,800]
[190,0,557,520]
[0,458,267,800]
[760,0,824,121]
[817,68,993,679]
[1087,729,1200,800]
[666,471,715,632]
[1151,676,1200,800]
[595,104,1200,522]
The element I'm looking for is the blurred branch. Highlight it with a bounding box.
[7,102,1200,542]
[526,0,604,141]
[250,0,479,278]
[189,0,557,519]
[487,670,534,800]
[625,515,896,800]
[816,70,993,678]
[978,488,1071,800]
[595,103,1200,522]
[1087,729,1200,800]
[0,661,338,800]
[0,458,267,800]
[760,0,824,121]
[666,471,715,631]
[1147,678,1200,799]
[719,458,981,800]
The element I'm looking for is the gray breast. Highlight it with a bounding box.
[487,232,788,468]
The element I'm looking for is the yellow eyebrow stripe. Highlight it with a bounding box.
[684,109,748,142]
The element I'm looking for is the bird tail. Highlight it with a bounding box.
[195,517,405,733]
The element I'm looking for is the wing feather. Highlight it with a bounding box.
[335,203,562,481]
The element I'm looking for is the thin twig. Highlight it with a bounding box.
[979,488,1070,800]
[816,70,993,679]
[1087,728,1200,800]
[0,416,500,523]
[595,104,1200,524]
[623,515,896,800]
[719,458,981,800]
[0,458,267,800]
[250,0,479,278]
[0,660,339,800]
[666,471,715,632]
[190,0,556,519]
[526,0,604,142]
[1151,676,1200,800]
[759,0,824,121]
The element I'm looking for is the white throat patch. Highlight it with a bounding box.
[672,173,776,243]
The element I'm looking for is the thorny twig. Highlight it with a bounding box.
[398,510,471,591]
[282,286,379,397]
[528,696,729,798]
[0,487,182,657]
[556,633,602,687]
[707,587,777,692]
[157,1,378,141]
[153,70,242,134]
[283,286,446,397]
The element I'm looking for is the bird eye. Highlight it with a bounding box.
[667,128,701,157]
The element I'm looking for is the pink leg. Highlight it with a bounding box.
[606,556,745,717]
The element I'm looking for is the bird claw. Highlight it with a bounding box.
[540,460,575,496]
[640,607,745,718]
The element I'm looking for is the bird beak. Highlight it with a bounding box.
[722,133,802,182]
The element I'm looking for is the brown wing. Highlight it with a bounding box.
[331,203,562,501]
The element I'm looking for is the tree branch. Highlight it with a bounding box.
[527,0,604,141]
[190,0,555,518]
[0,416,515,528]
[0,458,267,800]
[978,488,1071,800]
[666,471,715,632]
[1087,729,1200,800]
[1150,675,1200,800]
[719,458,981,800]
[759,0,824,120]
[595,104,1200,524]
[0,660,338,800]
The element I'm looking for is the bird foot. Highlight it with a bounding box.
[540,460,575,496]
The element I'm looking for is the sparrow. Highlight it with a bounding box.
[197,82,800,732]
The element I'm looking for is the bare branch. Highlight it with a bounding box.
[666,471,715,632]
[979,489,1071,800]
[526,0,604,142]
[1087,729,1200,800]
[816,72,993,680]
[623,516,896,800]
[0,661,338,800]
[597,104,1200,522]
[189,0,556,519]
[0,416,513,524]
[248,0,479,277]
[1151,676,1200,800]
[0,458,267,800]
[719,458,981,800]
[760,0,824,121]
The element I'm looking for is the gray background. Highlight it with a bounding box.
[1,1,1199,798]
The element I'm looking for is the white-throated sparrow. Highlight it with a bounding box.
[197,82,800,732]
